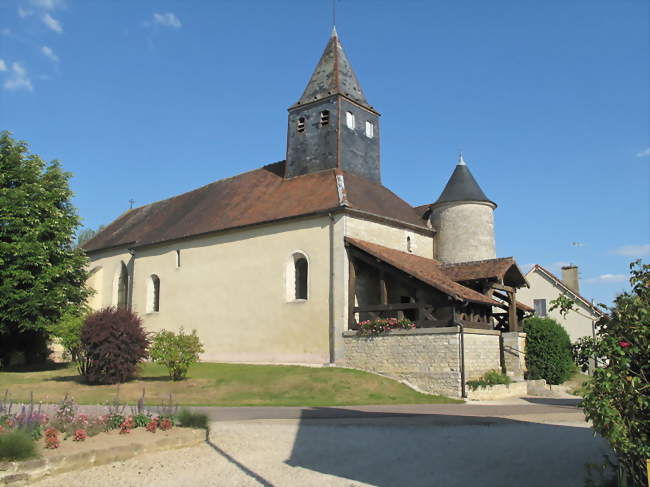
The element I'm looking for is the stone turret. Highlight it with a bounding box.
[285,27,381,183]
[430,154,496,264]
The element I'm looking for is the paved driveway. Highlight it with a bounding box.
[31,398,613,487]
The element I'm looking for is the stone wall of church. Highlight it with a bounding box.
[344,215,434,259]
[86,215,335,365]
[340,327,501,397]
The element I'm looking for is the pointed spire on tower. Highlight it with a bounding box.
[291,31,373,111]
[434,155,496,207]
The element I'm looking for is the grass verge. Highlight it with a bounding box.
[0,362,461,406]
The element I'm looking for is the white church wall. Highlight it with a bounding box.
[86,248,134,310]
[86,215,333,365]
[344,215,434,258]
[517,271,597,343]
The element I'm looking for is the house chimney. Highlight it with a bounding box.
[561,265,580,294]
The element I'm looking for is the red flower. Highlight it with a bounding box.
[73,429,87,442]
[619,341,631,348]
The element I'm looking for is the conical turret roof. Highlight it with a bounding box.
[291,28,374,111]
[433,154,496,207]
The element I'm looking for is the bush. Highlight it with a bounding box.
[466,370,512,391]
[573,260,649,485]
[149,328,204,381]
[0,430,37,461]
[50,307,88,364]
[356,318,416,337]
[79,307,149,384]
[176,408,208,429]
[523,317,573,385]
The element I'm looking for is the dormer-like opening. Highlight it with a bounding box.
[320,110,330,127]
[346,111,355,130]
[297,117,305,133]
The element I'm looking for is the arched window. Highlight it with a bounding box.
[297,117,305,133]
[346,111,355,130]
[147,274,160,313]
[320,110,330,127]
[115,262,128,309]
[287,252,309,301]
[295,257,308,300]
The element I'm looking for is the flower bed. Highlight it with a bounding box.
[356,318,416,337]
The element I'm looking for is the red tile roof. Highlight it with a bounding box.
[83,162,426,252]
[441,258,528,288]
[345,238,501,306]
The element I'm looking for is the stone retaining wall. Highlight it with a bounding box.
[341,327,501,398]
[502,332,527,380]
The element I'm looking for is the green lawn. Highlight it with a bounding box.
[0,362,461,406]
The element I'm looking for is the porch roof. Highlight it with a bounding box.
[440,258,528,288]
[345,238,501,306]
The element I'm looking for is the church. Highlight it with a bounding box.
[83,29,530,393]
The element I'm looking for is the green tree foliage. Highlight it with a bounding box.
[79,307,150,384]
[573,260,649,485]
[50,307,88,364]
[149,328,204,381]
[76,225,105,248]
[0,132,90,365]
[523,316,574,385]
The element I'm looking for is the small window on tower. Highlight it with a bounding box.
[320,110,330,126]
[346,111,355,130]
[297,117,305,133]
[365,121,374,138]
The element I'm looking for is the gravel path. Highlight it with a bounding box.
[30,412,612,487]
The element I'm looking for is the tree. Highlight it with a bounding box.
[76,225,105,248]
[0,131,91,365]
[523,316,574,385]
[573,260,649,485]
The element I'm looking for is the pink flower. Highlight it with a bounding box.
[619,341,631,348]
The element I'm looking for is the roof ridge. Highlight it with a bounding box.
[529,264,604,315]
[441,257,514,267]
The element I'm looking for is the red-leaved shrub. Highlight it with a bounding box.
[80,307,149,384]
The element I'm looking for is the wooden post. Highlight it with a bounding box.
[379,270,388,305]
[348,258,357,329]
[507,290,518,332]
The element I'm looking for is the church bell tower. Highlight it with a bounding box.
[285,28,381,183]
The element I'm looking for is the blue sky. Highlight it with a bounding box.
[1,0,648,306]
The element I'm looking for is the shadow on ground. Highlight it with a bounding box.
[284,408,609,486]
[522,397,582,408]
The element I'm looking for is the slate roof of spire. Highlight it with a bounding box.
[433,154,496,207]
[291,28,373,111]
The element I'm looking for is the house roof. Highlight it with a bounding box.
[433,154,495,207]
[527,264,605,317]
[291,27,373,112]
[441,257,528,288]
[345,238,501,307]
[83,161,426,253]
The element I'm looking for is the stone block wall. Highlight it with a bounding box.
[341,327,501,398]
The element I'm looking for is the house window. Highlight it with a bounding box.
[406,236,412,253]
[116,262,128,309]
[365,121,374,138]
[175,249,181,268]
[148,274,160,313]
[297,117,305,133]
[320,110,330,126]
[346,111,355,130]
[534,299,547,317]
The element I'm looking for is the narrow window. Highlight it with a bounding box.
[294,257,308,300]
[148,274,160,313]
[406,236,412,253]
[297,117,305,133]
[533,299,547,317]
[346,111,355,130]
[320,110,330,127]
[175,249,181,268]
[117,262,128,309]
[365,121,374,138]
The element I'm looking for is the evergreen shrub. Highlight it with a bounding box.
[0,430,37,461]
[523,316,573,385]
[79,307,149,384]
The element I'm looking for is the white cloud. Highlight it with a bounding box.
[18,7,34,18]
[0,59,6,71]
[42,13,62,33]
[613,244,650,257]
[3,62,33,91]
[152,12,181,29]
[30,0,65,10]
[585,274,626,284]
[636,148,650,158]
[41,45,59,62]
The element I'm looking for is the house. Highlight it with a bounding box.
[83,29,529,396]
[517,264,604,343]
